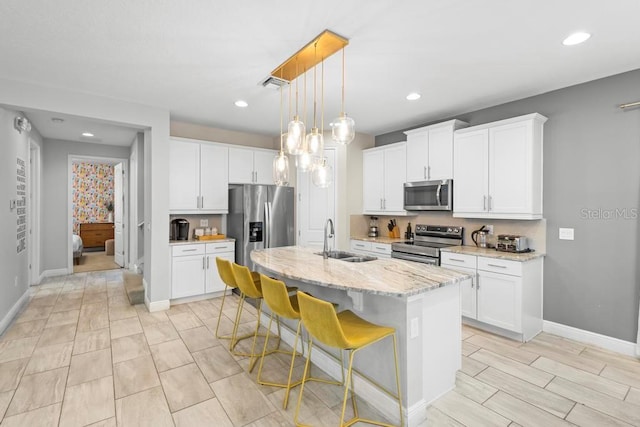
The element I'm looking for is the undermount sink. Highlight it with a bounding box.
[315,250,377,262]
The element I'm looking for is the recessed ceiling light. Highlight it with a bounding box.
[82,132,94,137]
[234,100,249,108]
[562,32,591,46]
[406,92,421,101]
[51,117,64,124]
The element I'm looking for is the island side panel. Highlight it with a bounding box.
[418,281,463,406]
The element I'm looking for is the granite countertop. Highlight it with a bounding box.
[169,238,235,245]
[441,246,544,262]
[251,246,471,297]
[350,236,407,244]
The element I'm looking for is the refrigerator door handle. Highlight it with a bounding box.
[267,202,273,248]
[264,202,270,248]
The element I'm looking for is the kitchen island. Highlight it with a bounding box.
[251,246,471,426]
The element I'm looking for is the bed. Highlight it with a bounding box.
[73,234,83,265]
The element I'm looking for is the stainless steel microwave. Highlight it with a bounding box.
[403,179,453,211]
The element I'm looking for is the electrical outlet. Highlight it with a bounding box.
[199,219,209,227]
[559,227,574,240]
[410,317,419,339]
[484,225,494,235]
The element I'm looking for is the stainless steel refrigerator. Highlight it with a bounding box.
[227,184,295,270]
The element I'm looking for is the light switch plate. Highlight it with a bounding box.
[559,228,574,240]
[200,219,209,227]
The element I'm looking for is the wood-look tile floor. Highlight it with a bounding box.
[0,270,639,426]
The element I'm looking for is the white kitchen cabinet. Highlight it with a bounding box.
[362,142,407,215]
[440,253,477,319]
[405,120,468,182]
[453,113,547,220]
[171,244,206,299]
[441,251,542,342]
[349,240,392,259]
[228,146,277,185]
[171,242,235,299]
[169,138,229,214]
[204,241,235,293]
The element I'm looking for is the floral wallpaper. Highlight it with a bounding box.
[72,162,114,234]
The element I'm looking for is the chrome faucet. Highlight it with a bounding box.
[323,218,334,259]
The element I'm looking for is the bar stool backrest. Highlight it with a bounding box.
[231,263,262,299]
[260,274,299,320]
[297,291,350,349]
[215,257,237,289]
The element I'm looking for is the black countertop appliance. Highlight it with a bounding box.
[171,218,189,240]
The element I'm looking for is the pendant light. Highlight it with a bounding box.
[273,81,289,186]
[305,42,323,156]
[331,47,355,145]
[312,56,333,188]
[286,60,305,155]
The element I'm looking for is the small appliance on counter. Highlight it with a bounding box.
[170,218,189,240]
[471,226,489,248]
[496,235,531,253]
[368,217,379,238]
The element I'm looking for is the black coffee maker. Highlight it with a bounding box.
[170,218,189,240]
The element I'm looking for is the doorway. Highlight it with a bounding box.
[68,155,129,273]
[28,139,41,285]
[296,148,337,247]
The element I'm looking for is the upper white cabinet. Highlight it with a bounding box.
[228,146,277,185]
[169,138,229,214]
[363,142,407,215]
[405,119,468,182]
[453,113,547,219]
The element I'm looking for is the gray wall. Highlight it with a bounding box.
[377,68,640,342]
[42,139,131,271]
[0,107,43,329]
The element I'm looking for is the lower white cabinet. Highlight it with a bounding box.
[441,251,542,342]
[171,242,235,299]
[349,240,392,258]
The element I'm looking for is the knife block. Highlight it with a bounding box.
[388,227,400,238]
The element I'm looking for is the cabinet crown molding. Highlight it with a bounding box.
[455,113,548,134]
[403,119,469,136]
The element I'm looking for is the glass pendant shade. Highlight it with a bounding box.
[287,116,305,154]
[306,128,323,155]
[273,151,289,186]
[311,158,333,188]
[331,113,355,145]
[296,151,312,173]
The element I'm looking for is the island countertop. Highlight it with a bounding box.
[251,246,471,297]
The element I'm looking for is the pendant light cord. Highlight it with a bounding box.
[312,42,318,129]
[341,47,346,114]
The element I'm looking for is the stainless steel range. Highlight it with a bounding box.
[391,224,463,265]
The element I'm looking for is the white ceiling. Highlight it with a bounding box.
[1,0,639,143]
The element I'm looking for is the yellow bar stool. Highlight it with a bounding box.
[214,257,258,350]
[295,291,403,427]
[231,263,293,371]
[257,275,342,409]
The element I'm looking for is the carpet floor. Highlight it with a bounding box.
[73,251,120,273]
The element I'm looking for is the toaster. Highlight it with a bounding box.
[496,235,530,253]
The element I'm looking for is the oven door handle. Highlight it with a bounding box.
[392,251,439,265]
[436,184,442,206]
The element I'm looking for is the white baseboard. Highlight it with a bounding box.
[0,288,31,335]
[543,320,637,357]
[42,268,70,278]
[258,312,405,425]
[145,293,170,312]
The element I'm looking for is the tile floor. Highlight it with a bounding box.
[0,269,639,426]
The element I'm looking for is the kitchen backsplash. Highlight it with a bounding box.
[169,214,224,239]
[351,213,547,253]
